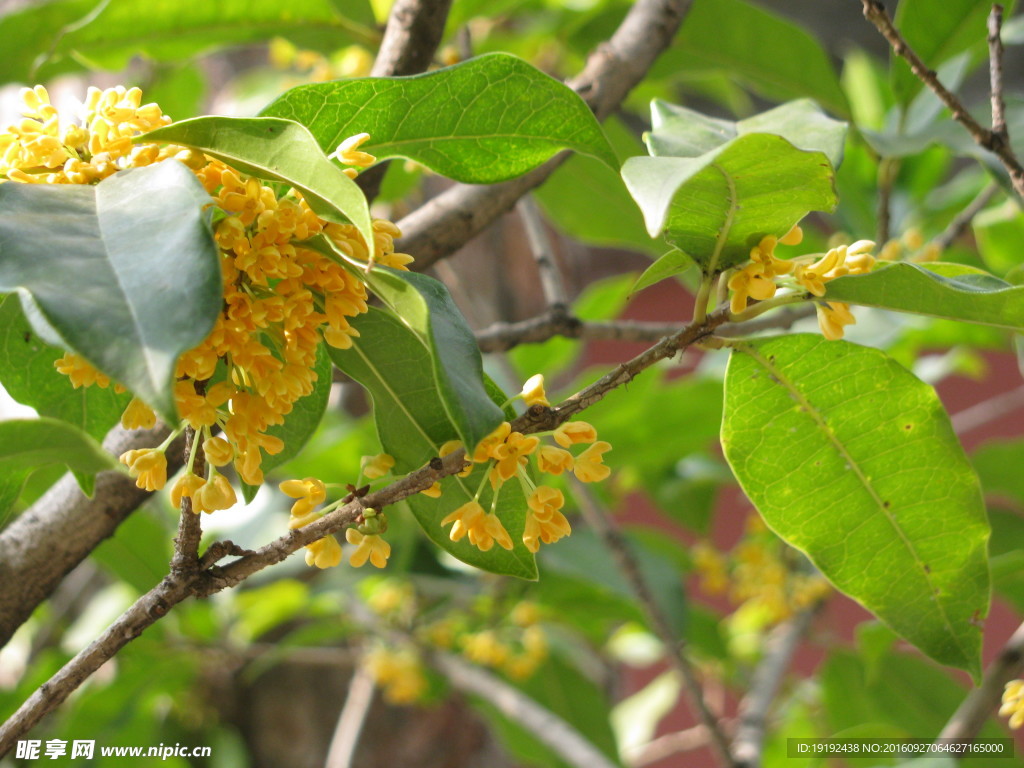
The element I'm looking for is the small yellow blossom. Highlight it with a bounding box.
[573,440,612,483]
[361,452,395,479]
[815,301,856,341]
[329,132,376,168]
[55,353,111,389]
[170,472,206,509]
[192,471,237,514]
[440,439,472,477]
[520,374,549,407]
[120,448,167,491]
[794,248,843,296]
[346,528,391,568]
[202,436,234,467]
[120,398,156,430]
[440,500,514,551]
[472,422,512,462]
[420,481,443,498]
[552,421,597,448]
[511,601,541,627]
[279,476,327,517]
[304,534,343,569]
[1001,680,1024,729]
[461,630,509,667]
[692,541,729,595]
[728,263,777,313]
[491,432,540,482]
[523,486,571,552]
[780,225,804,246]
[537,445,574,475]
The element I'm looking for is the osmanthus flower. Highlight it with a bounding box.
[552,420,597,448]
[573,440,612,483]
[280,477,327,517]
[440,500,514,552]
[9,85,413,514]
[536,445,573,475]
[522,486,571,553]
[304,534,343,569]
[490,431,540,484]
[192,471,237,514]
[520,374,549,407]
[727,263,777,314]
[119,448,167,492]
[1001,681,1024,729]
[120,398,156,430]
[346,528,391,568]
[364,646,428,704]
[815,301,857,341]
[361,452,395,480]
[201,436,234,467]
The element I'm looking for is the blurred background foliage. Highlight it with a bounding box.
[1,0,1024,766]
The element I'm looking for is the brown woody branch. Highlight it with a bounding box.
[860,0,1024,199]
[399,0,694,269]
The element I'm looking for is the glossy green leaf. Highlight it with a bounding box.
[722,335,989,677]
[825,262,1024,330]
[0,296,130,443]
[891,0,1016,106]
[0,161,220,422]
[655,0,849,117]
[142,116,375,259]
[240,344,332,503]
[0,418,120,477]
[0,0,96,85]
[309,236,504,452]
[261,53,617,183]
[631,249,694,295]
[647,99,847,168]
[329,308,535,579]
[50,0,376,70]
[622,134,837,271]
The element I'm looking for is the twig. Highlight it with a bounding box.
[517,195,568,313]
[324,665,376,768]
[570,479,737,768]
[630,726,714,767]
[732,609,816,768]
[933,182,1000,251]
[170,405,205,577]
[859,0,1024,199]
[398,0,694,270]
[939,621,1024,741]
[876,157,898,245]
[988,5,1008,143]
[432,652,621,768]
[950,384,1024,435]
[476,312,680,352]
[0,425,185,648]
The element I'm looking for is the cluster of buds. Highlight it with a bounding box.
[727,226,877,341]
[439,375,611,555]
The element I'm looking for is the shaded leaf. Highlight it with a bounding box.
[825,262,1024,330]
[329,308,535,579]
[142,116,375,259]
[0,0,96,85]
[655,0,849,117]
[722,335,989,677]
[0,161,220,422]
[261,53,617,183]
[50,0,376,70]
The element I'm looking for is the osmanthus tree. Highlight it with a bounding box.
[0,0,1023,766]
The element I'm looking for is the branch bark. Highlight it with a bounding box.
[399,0,693,269]
[0,426,183,648]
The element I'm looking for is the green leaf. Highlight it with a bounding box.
[0,161,220,422]
[721,335,989,677]
[621,134,837,271]
[655,0,849,117]
[50,0,376,71]
[261,52,617,183]
[0,296,130,443]
[890,0,1016,106]
[240,344,332,503]
[825,262,1024,330]
[0,0,96,85]
[142,116,375,260]
[631,249,694,295]
[647,99,847,168]
[309,236,505,452]
[0,418,120,477]
[329,308,535,579]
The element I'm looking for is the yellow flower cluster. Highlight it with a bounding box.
[12,85,410,523]
[364,645,429,704]
[692,515,831,627]
[727,226,877,341]
[1001,680,1024,729]
[269,38,373,84]
[440,378,612,555]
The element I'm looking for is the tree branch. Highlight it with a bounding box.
[0,425,184,648]
[398,0,694,269]
[939,621,1024,741]
[324,665,376,768]
[859,0,1024,199]
[988,4,1008,144]
[933,182,1001,251]
[571,479,737,768]
[518,195,568,313]
[732,609,816,768]
[170,423,204,579]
